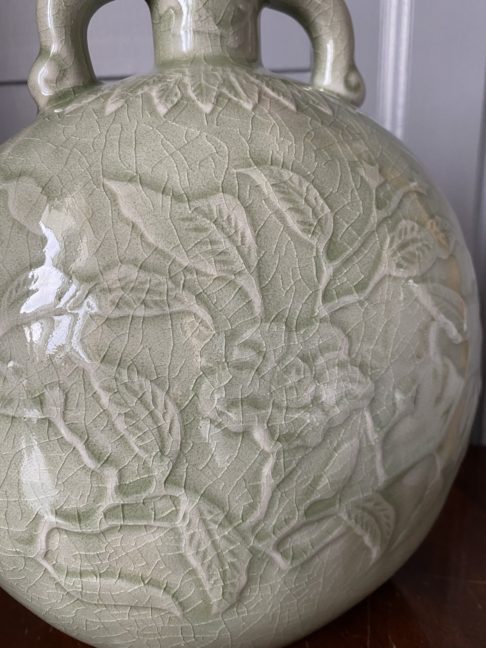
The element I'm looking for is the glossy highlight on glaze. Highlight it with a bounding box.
[0,1,481,647]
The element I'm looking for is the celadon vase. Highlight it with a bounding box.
[0,0,481,646]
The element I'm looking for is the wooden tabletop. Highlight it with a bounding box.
[1,447,485,648]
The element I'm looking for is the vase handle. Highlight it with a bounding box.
[28,0,118,110]
[265,0,365,106]
[29,0,365,109]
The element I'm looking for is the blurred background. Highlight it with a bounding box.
[1,0,486,441]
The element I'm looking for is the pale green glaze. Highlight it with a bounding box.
[29,0,365,109]
[0,1,481,647]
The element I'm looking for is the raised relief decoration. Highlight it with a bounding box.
[0,1,481,647]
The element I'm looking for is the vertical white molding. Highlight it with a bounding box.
[376,0,415,140]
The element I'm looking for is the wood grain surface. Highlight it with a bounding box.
[1,447,485,648]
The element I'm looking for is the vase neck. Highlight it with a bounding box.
[148,0,262,67]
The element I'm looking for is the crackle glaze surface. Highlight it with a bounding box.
[0,1,481,648]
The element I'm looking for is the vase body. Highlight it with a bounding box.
[0,1,481,647]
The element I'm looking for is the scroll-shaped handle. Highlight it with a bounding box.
[28,0,116,110]
[266,0,365,106]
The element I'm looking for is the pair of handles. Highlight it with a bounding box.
[28,0,365,110]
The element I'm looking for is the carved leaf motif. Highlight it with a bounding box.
[92,264,168,317]
[0,270,34,338]
[237,167,333,247]
[387,219,438,278]
[267,419,361,555]
[383,355,466,469]
[268,419,364,567]
[184,504,251,612]
[190,193,257,266]
[325,160,383,263]
[177,202,262,324]
[275,516,345,568]
[89,260,215,335]
[427,215,456,258]
[323,229,386,307]
[432,357,465,425]
[151,77,183,116]
[102,76,158,116]
[0,355,106,471]
[1,270,32,314]
[103,177,194,254]
[331,278,434,383]
[104,178,159,234]
[255,78,298,112]
[186,68,220,113]
[88,364,182,485]
[0,333,182,479]
[342,493,395,562]
[38,526,187,616]
[221,72,259,109]
[51,565,185,616]
[0,352,60,421]
[294,444,356,514]
[0,177,48,236]
[181,213,245,276]
[324,217,442,311]
[413,282,468,343]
